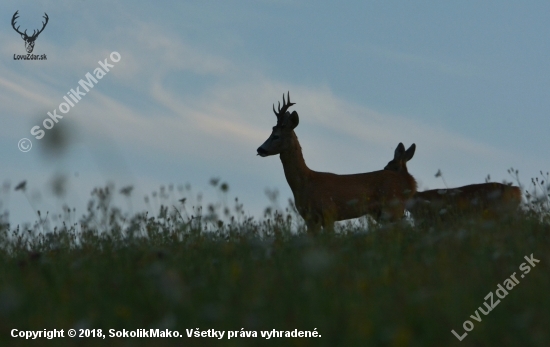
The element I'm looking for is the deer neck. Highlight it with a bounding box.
[279,132,311,193]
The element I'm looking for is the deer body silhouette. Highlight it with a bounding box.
[12,11,49,54]
[257,93,417,233]
[384,143,521,221]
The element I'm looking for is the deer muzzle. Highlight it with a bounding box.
[256,147,269,157]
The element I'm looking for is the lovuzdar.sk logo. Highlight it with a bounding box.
[12,10,48,61]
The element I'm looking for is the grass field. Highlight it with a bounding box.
[0,178,549,347]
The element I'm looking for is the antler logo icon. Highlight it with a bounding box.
[11,11,49,54]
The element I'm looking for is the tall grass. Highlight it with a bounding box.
[0,174,549,347]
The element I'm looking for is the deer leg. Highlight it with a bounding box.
[306,221,322,235]
[322,213,335,233]
[305,211,326,235]
[323,222,335,233]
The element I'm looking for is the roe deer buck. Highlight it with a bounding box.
[384,143,522,221]
[256,92,417,233]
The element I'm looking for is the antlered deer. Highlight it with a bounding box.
[257,93,417,233]
[384,143,522,221]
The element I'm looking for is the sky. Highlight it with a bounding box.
[1,0,548,227]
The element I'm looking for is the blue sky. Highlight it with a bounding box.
[1,1,547,227]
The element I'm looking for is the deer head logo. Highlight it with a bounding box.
[11,11,49,54]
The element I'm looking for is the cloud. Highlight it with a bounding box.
[364,44,479,78]
[0,75,52,107]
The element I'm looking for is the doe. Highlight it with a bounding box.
[384,143,522,221]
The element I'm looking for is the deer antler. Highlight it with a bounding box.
[11,11,49,39]
[11,11,25,36]
[272,91,296,121]
[33,13,49,38]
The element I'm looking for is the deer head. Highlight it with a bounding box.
[384,142,416,173]
[12,11,49,54]
[257,92,299,157]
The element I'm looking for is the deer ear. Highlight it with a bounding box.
[394,143,405,159]
[289,111,299,129]
[405,144,416,161]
